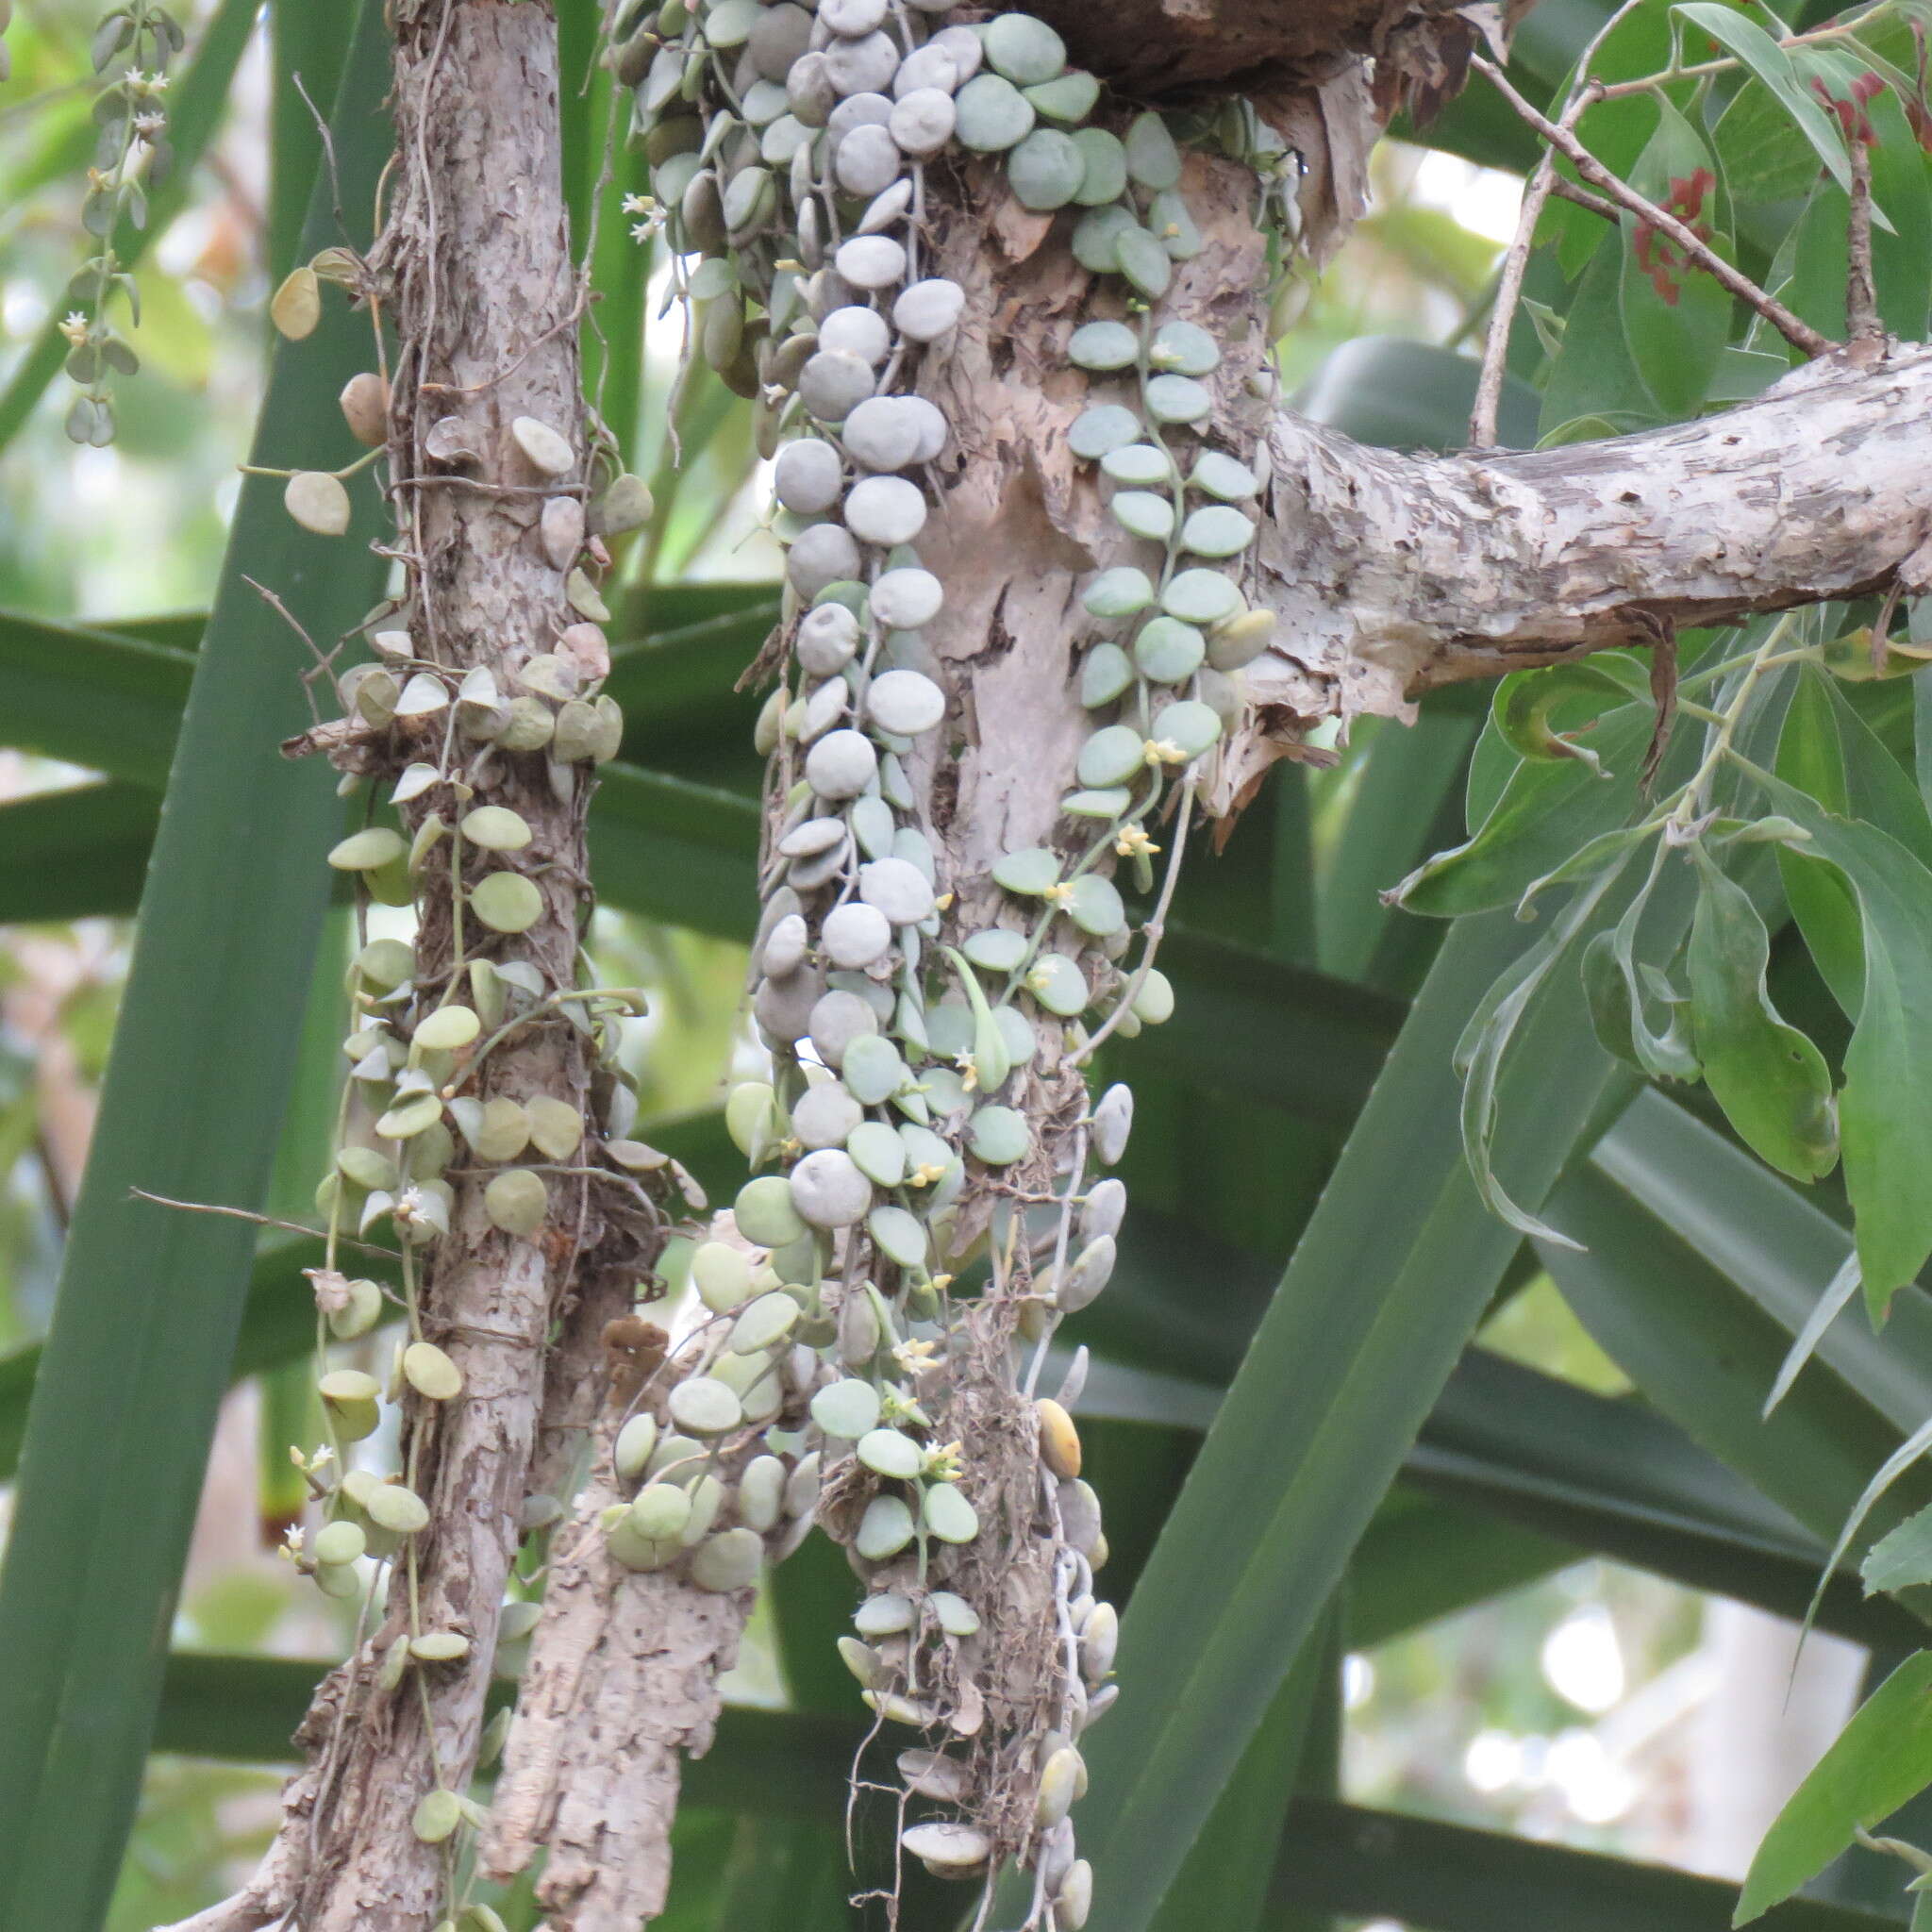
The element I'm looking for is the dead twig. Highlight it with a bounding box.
[1847,135,1882,341]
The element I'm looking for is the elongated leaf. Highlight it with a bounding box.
[1863,1505,1932,1596]
[0,609,193,785]
[1686,843,1839,1182]
[1738,1652,1932,1924]
[0,0,262,451]
[1274,1795,1903,1932]
[1777,669,1872,1015]
[0,22,394,1929]
[0,781,156,924]
[1675,4,1856,199]
[1077,894,1649,1932]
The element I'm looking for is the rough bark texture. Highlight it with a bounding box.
[162,4,609,1927]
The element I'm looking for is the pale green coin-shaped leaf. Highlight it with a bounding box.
[459,805,532,850]
[963,927,1030,972]
[403,1341,463,1400]
[848,1120,908,1187]
[484,1168,548,1236]
[868,1202,930,1267]
[367,1483,431,1535]
[1069,406,1142,460]
[1115,225,1173,298]
[691,1240,753,1312]
[1077,724,1145,789]
[1181,505,1256,558]
[629,1484,691,1542]
[525,1094,582,1161]
[702,0,759,47]
[955,73,1035,152]
[1143,374,1211,425]
[985,10,1066,83]
[1132,966,1176,1024]
[1101,441,1174,486]
[735,1174,807,1247]
[318,1368,381,1406]
[730,1290,802,1354]
[969,1105,1031,1165]
[1068,874,1126,937]
[471,872,543,933]
[842,1033,907,1106]
[993,846,1062,894]
[1081,566,1154,618]
[1027,952,1090,1017]
[931,1590,981,1635]
[1071,201,1135,268]
[375,1093,443,1141]
[1068,320,1140,372]
[857,1493,916,1560]
[1134,616,1206,684]
[1110,490,1174,541]
[1025,70,1099,123]
[855,1591,915,1636]
[614,1412,659,1481]
[1148,188,1204,258]
[1072,128,1127,205]
[812,1375,883,1439]
[1063,787,1131,820]
[337,1145,398,1192]
[1162,567,1243,625]
[413,1789,463,1843]
[329,826,408,872]
[313,1521,366,1567]
[1124,110,1181,189]
[1150,318,1219,375]
[1080,641,1135,708]
[414,1004,481,1051]
[858,1427,925,1479]
[1191,450,1258,500]
[691,1525,764,1591]
[355,937,416,990]
[1008,127,1086,210]
[1152,698,1224,758]
[409,1631,470,1662]
[669,1375,744,1437]
[923,1482,980,1543]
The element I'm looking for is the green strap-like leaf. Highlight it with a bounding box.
[0,19,394,1928]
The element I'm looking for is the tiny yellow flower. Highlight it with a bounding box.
[1143,737,1187,767]
[954,1051,980,1092]
[908,1160,947,1187]
[924,1440,965,1482]
[1041,881,1075,908]
[1116,824,1159,860]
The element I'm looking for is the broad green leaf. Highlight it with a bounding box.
[1777,668,1874,1014]
[1739,767,1932,1312]
[0,610,193,786]
[0,21,394,1928]
[1539,223,1666,442]
[1686,843,1839,1181]
[0,781,157,924]
[1494,660,1643,773]
[1677,4,1856,200]
[1619,95,1732,419]
[1079,895,1657,1932]
[1863,1504,1932,1596]
[1395,700,1655,916]
[1276,1795,1905,1932]
[1737,1653,1932,1924]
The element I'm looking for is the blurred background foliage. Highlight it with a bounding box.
[0,0,1919,1926]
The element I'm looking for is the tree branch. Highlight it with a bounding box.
[1248,343,1932,717]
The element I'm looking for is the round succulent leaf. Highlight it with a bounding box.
[811,1375,884,1440]
[868,1202,930,1267]
[1149,188,1204,258]
[474,1097,530,1162]
[1069,405,1141,461]
[858,1426,925,1479]
[1067,320,1140,372]
[414,1004,481,1052]
[1081,567,1154,622]
[375,1093,443,1141]
[1150,319,1220,375]
[1133,965,1176,1024]
[1076,723,1146,789]
[923,1482,980,1543]
[630,1482,692,1541]
[736,1174,808,1247]
[403,1341,463,1401]
[841,1033,906,1107]
[1109,490,1174,541]
[731,1291,802,1354]
[1073,129,1128,206]
[1067,873,1126,937]
[954,72,1034,151]
[1115,225,1173,298]
[855,1591,916,1636]
[525,1094,583,1161]
[413,1790,463,1843]
[1143,373,1212,425]
[1162,567,1243,625]
[471,872,543,933]
[963,927,1029,972]
[1152,697,1224,758]
[367,1483,432,1535]
[1124,110,1181,189]
[1191,450,1259,501]
[484,1168,548,1237]
[1026,952,1090,1017]
[328,826,408,873]
[1078,641,1134,710]
[615,1412,659,1481]
[1071,202,1136,270]
[1063,786,1131,820]
[1025,69,1099,122]
[1134,615,1207,684]
[692,1240,754,1312]
[459,805,532,850]
[857,1493,916,1560]
[984,11,1066,83]
[968,1105,1031,1166]
[992,846,1061,895]
[669,1375,744,1437]
[1100,442,1174,489]
[1008,127,1086,209]
[285,471,351,537]
[1181,504,1257,558]
[691,1526,764,1591]
[847,1119,908,1186]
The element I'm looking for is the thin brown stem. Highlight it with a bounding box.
[1474,55,1833,360]
[1847,136,1882,341]
[1548,175,1619,225]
